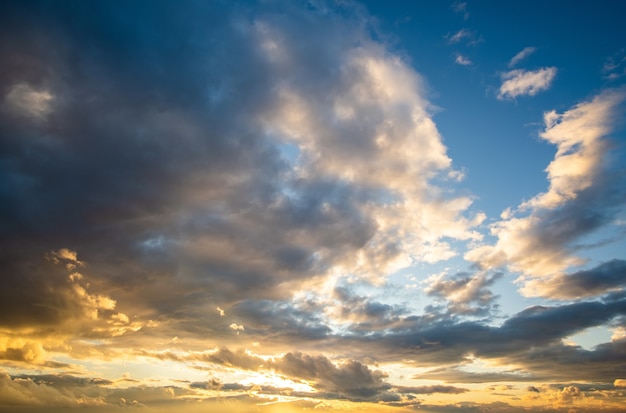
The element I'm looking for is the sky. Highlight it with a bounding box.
[1,0,626,412]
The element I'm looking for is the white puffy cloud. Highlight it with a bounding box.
[498,67,557,99]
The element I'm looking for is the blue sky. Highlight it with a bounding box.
[1,1,626,412]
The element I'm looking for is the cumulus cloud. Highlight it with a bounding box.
[498,67,557,99]
[508,46,536,67]
[466,88,626,294]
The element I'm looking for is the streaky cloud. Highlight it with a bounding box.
[498,67,557,99]
[508,46,536,67]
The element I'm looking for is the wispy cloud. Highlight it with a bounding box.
[603,49,626,80]
[446,28,478,45]
[455,54,472,66]
[508,46,536,67]
[451,1,469,20]
[2,83,53,120]
[497,67,557,99]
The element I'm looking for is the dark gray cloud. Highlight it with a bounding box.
[395,384,468,394]
[275,352,389,399]
[0,0,372,333]
[146,295,626,387]
[417,367,547,383]
[424,271,502,315]
[175,348,393,401]
[332,296,626,381]
[330,285,408,330]
[234,299,332,344]
[189,378,223,391]
[0,371,195,409]
[530,259,626,299]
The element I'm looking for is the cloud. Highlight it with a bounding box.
[0,372,206,410]
[328,286,407,330]
[455,54,472,66]
[498,67,557,99]
[396,384,468,394]
[451,1,469,20]
[0,0,480,351]
[508,46,536,67]
[234,299,331,345]
[603,49,626,80]
[275,352,389,400]
[137,293,626,386]
[522,260,626,299]
[446,29,477,45]
[178,348,393,401]
[1,2,624,412]
[229,323,245,334]
[424,270,502,315]
[466,88,626,289]
[2,83,53,120]
[337,294,626,378]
